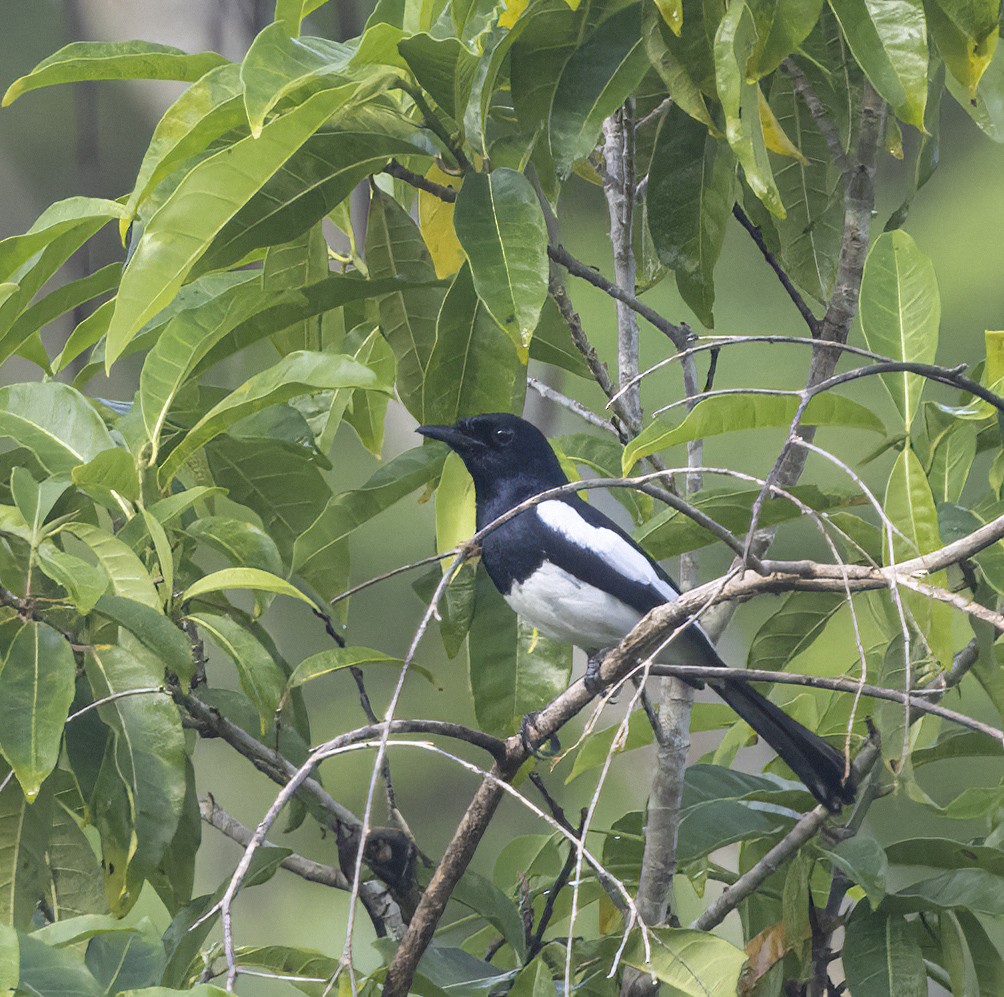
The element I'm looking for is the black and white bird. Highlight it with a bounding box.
[418,412,856,813]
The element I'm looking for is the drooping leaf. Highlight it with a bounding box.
[418,165,465,280]
[746,0,824,78]
[643,1,715,129]
[768,69,843,302]
[3,41,228,105]
[0,623,76,800]
[828,0,928,129]
[715,0,785,217]
[452,168,549,351]
[85,643,187,912]
[0,773,53,928]
[424,263,525,423]
[824,834,888,908]
[843,907,928,996]
[623,392,885,472]
[16,933,103,997]
[549,4,650,176]
[364,187,446,422]
[647,106,735,327]
[399,34,479,123]
[287,647,403,688]
[859,229,941,430]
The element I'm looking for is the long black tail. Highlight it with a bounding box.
[712,679,856,813]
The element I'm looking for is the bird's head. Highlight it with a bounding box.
[417,413,567,497]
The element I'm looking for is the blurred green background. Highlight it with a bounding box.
[1,0,1003,981]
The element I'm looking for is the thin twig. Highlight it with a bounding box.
[527,376,619,434]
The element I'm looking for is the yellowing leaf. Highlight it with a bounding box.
[419,165,464,279]
[986,330,1004,388]
[499,0,529,29]
[759,87,807,163]
[654,0,683,35]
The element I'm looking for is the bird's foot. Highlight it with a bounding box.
[584,649,612,697]
[519,711,560,759]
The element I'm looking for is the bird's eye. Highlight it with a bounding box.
[494,427,515,446]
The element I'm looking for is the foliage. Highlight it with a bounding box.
[1,0,1004,994]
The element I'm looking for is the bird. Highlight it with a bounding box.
[417,412,856,813]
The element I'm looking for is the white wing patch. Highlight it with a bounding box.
[536,500,678,601]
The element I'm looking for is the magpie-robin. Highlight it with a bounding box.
[418,413,856,812]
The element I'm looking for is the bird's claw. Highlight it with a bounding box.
[519,712,560,758]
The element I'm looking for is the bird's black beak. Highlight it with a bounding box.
[416,422,477,453]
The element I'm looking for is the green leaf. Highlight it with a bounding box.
[647,107,735,328]
[748,592,845,671]
[643,2,715,129]
[105,83,360,364]
[85,921,166,994]
[46,773,108,920]
[207,438,330,562]
[188,613,286,731]
[623,392,885,473]
[828,0,928,129]
[549,4,650,176]
[85,644,187,910]
[196,109,431,275]
[159,350,388,482]
[746,0,825,78]
[239,25,353,137]
[0,925,16,989]
[140,274,411,455]
[0,623,76,799]
[424,263,525,423]
[715,1,785,217]
[0,196,124,285]
[94,595,193,684]
[287,647,403,688]
[17,933,103,997]
[928,422,977,504]
[768,69,843,302]
[3,41,228,105]
[945,29,1004,141]
[72,447,140,504]
[10,468,70,542]
[451,169,548,351]
[181,567,316,609]
[624,926,748,996]
[509,958,556,997]
[0,382,115,475]
[635,484,847,557]
[883,445,941,561]
[35,544,109,615]
[527,296,591,378]
[0,263,120,367]
[824,834,888,908]
[125,64,246,227]
[293,445,444,601]
[399,34,479,123]
[188,515,282,575]
[451,869,527,961]
[364,187,446,422]
[926,0,999,99]
[344,328,396,456]
[0,769,53,928]
[843,908,927,997]
[566,710,654,783]
[65,523,162,610]
[859,230,941,429]
[468,570,571,737]
[263,224,329,355]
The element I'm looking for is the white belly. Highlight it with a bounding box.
[505,561,647,648]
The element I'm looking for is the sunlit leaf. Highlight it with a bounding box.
[181,567,316,609]
[3,41,227,106]
[859,230,940,430]
[623,392,885,473]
